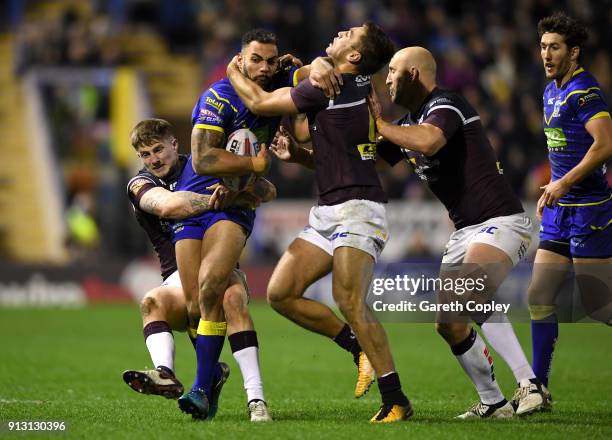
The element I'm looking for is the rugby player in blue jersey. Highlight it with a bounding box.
[173,29,361,421]
[122,119,277,421]
[528,12,612,400]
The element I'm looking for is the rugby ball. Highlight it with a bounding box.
[223,128,260,191]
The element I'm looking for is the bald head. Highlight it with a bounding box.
[391,47,437,85]
[386,46,437,110]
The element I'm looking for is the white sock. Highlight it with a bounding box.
[453,329,505,405]
[145,332,175,372]
[233,346,265,403]
[481,313,535,383]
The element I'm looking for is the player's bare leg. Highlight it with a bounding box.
[437,244,511,418]
[440,243,540,418]
[123,285,188,399]
[176,238,204,328]
[141,286,190,331]
[527,248,571,406]
[267,238,375,398]
[177,221,247,419]
[173,232,222,419]
[224,269,271,421]
[198,221,247,321]
[332,246,412,423]
[267,238,337,336]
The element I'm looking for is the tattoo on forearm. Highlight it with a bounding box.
[188,194,211,214]
[192,129,225,171]
[252,179,277,202]
[141,197,160,214]
[200,154,220,166]
[173,192,211,216]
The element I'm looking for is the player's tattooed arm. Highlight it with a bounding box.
[270,126,314,169]
[136,186,218,220]
[227,56,299,117]
[191,127,270,176]
[249,177,277,203]
[367,90,446,157]
[208,178,276,209]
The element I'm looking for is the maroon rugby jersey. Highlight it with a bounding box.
[290,74,386,206]
[126,155,187,280]
[378,88,523,229]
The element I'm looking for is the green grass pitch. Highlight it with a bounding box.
[1,303,611,439]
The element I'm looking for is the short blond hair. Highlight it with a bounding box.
[130,118,175,150]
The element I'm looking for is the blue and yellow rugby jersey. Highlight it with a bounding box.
[177,67,300,195]
[542,67,611,205]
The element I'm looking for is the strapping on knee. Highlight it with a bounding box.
[140,295,158,317]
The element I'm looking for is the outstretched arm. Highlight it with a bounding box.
[134,185,217,220]
[270,126,315,170]
[367,90,446,157]
[295,57,343,98]
[227,56,299,117]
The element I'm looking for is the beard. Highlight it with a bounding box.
[241,64,273,91]
[548,55,573,81]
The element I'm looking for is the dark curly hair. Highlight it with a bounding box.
[538,12,588,56]
[241,29,278,48]
[354,22,395,75]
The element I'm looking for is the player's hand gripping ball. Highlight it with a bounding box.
[223,128,260,191]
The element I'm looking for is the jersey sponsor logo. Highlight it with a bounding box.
[578,92,600,107]
[205,96,225,113]
[198,108,223,124]
[479,226,498,235]
[411,156,440,182]
[430,97,453,106]
[544,127,567,150]
[160,219,172,233]
[357,143,376,160]
[355,75,371,86]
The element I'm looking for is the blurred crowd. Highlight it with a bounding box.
[15,0,612,201]
[10,0,611,260]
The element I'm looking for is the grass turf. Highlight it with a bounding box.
[1,303,611,439]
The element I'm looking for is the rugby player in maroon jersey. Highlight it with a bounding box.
[227,23,414,423]
[370,47,548,418]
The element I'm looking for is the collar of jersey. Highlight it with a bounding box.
[553,66,584,92]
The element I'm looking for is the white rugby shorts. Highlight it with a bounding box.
[298,199,389,261]
[161,270,182,288]
[442,213,533,266]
